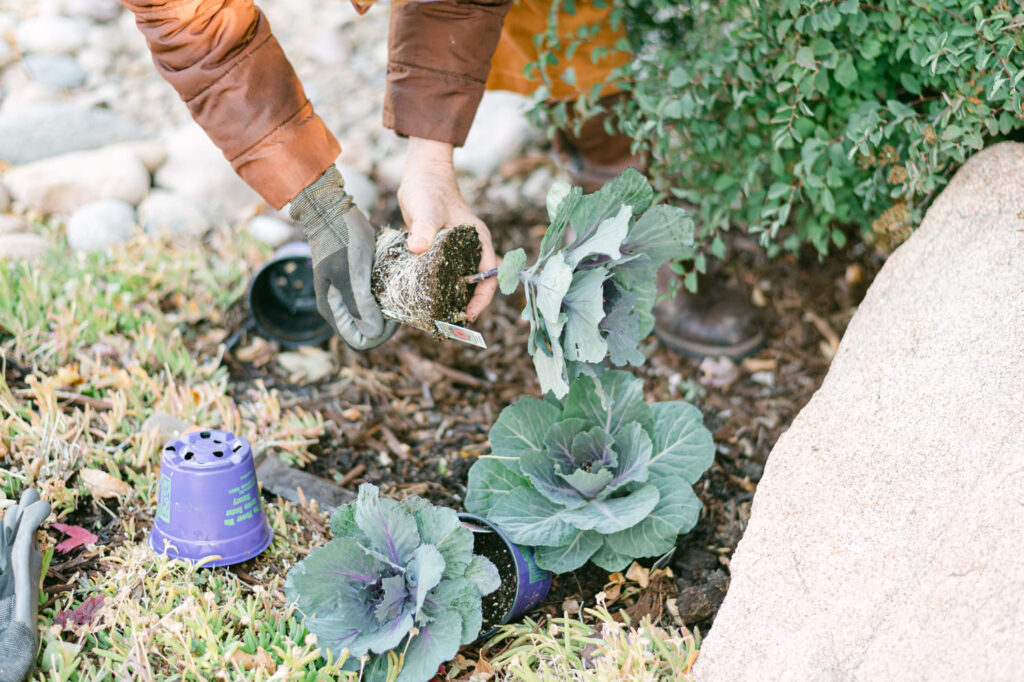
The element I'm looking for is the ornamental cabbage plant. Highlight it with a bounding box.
[496,169,695,397]
[464,370,713,573]
[285,484,500,682]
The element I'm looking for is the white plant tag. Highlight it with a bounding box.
[434,321,487,348]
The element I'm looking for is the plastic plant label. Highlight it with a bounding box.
[435,321,487,348]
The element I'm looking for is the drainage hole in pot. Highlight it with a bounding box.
[213,450,224,457]
[200,431,210,439]
[472,528,518,634]
[183,451,194,460]
[164,445,175,452]
[232,442,243,452]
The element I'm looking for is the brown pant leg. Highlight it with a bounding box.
[487,1,645,191]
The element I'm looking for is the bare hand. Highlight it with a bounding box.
[398,138,496,323]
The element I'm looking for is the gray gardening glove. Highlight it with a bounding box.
[289,165,398,351]
[0,489,51,682]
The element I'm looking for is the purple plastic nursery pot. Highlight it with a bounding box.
[249,241,333,347]
[148,429,273,567]
[458,513,552,638]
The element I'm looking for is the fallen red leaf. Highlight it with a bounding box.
[54,595,105,627]
[51,523,99,553]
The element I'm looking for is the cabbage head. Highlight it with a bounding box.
[286,484,500,682]
[465,370,713,573]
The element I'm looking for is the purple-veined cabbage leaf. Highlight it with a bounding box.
[496,169,695,397]
[464,370,713,573]
[285,484,500,682]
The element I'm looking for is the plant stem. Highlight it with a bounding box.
[463,268,498,284]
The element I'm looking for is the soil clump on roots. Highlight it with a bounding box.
[371,225,481,335]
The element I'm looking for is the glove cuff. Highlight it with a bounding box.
[289,165,355,262]
[0,596,36,681]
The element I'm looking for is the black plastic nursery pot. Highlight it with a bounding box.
[458,513,552,638]
[249,241,333,347]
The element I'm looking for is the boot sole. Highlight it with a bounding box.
[654,328,766,362]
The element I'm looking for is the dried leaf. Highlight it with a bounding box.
[80,468,133,498]
[54,595,105,628]
[55,365,82,388]
[229,646,276,672]
[277,347,335,383]
[234,336,275,366]
[51,523,98,553]
[625,562,650,589]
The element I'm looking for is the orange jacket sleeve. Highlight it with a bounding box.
[384,0,513,146]
[124,0,340,209]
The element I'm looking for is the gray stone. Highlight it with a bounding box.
[0,232,48,262]
[65,0,123,23]
[694,143,1024,682]
[138,190,209,238]
[22,54,86,89]
[0,104,145,165]
[154,121,261,222]
[256,452,355,511]
[66,199,137,251]
[4,147,151,214]
[140,412,193,443]
[247,214,296,248]
[15,15,87,55]
[453,91,539,177]
[0,215,26,234]
[107,140,167,173]
[336,161,378,211]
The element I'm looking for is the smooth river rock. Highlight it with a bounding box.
[138,190,209,238]
[66,199,137,252]
[14,15,88,54]
[694,142,1024,681]
[0,104,146,165]
[0,233,49,262]
[4,147,151,214]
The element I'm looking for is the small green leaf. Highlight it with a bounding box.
[498,248,526,295]
[835,54,857,88]
[795,46,816,70]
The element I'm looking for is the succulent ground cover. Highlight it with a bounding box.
[0,204,878,679]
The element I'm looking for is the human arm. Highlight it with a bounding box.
[123,0,339,208]
[385,0,513,321]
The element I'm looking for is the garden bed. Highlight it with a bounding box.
[0,210,878,679]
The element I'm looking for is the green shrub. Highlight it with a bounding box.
[528,0,1024,263]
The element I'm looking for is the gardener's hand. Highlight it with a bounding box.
[290,166,398,351]
[0,489,51,682]
[399,138,497,323]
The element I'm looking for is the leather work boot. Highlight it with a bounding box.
[652,266,766,360]
[552,95,648,193]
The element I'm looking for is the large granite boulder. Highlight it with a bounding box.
[694,142,1024,681]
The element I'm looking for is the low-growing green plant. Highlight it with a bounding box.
[285,484,501,682]
[464,370,713,573]
[527,0,1024,261]
[496,169,693,396]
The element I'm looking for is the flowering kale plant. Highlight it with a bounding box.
[464,370,713,573]
[496,169,694,397]
[285,484,500,682]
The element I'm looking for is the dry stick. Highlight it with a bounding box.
[338,463,367,487]
[463,268,499,284]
